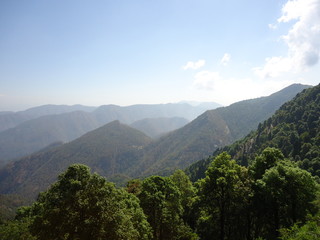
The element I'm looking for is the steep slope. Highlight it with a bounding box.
[130,117,189,138]
[187,83,320,181]
[0,121,152,199]
[0,84,310,199]
[130,84,310,176]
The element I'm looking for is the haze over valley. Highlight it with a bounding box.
[1,0,320,239]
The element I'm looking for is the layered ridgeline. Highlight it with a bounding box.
[187,83,320,181]
[0,102,217,166]
[130,84,310,176]
[0,104,96,133]
[130,117,189,138]
[0,121,152,199]
[0,84,310,200]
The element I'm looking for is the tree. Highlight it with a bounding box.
[197,152,251,240]
[250,147,285,180]
[170,170,196,226]
[0,219,35,240]
[139,175,196,240]
[255,160,318,239]
[280,215,320,240]
[29,164,152,240]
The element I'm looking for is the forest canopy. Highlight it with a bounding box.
[1,147,319,240]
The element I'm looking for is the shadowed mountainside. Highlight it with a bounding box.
[0,121,152,199]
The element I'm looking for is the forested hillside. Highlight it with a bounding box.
[0,84,310,200]
[0,121,152,199]
[131,84,310,176]
[1,84,320,239]
[1,148,319,240]
[187,83,320,182]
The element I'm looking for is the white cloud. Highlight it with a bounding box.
[268,23,277,30]
[182,59,205,70]
[192,70,295,106]
[220,53,231,66]
[254,0,320,78]
[193,71,221,90]
[253,56,294,78]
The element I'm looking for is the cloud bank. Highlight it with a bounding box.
[254,0,320,78]
[192,70,293,105]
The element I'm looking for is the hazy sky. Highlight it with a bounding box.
[1,0,319,111]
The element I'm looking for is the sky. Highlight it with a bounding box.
[0,0,319,111]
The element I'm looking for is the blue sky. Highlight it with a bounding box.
[1,0,319,111]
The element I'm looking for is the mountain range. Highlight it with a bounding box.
[0,83,310,200]
[187,83,320,182]
[129,83,310,177]
[0,102,220,166]
[0,104,96,133]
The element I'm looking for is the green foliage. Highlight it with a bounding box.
[191,149,319,240]
[170,169,199,233]
[280,216,320,240]
[196,152,252,240]
[132,84,308,178]
[187,84,320,182]
[254,160,318,239]
[139,175,196,240]
[28,164,152,240]
[250,147,285,179]
[0,218,35,240]
[0,194,28,221]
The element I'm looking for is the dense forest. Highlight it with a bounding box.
[1,148,319,239]
[1,84,320,239]
[187,84,320,182]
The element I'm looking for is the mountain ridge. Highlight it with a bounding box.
[0,120,152,199]
[130,83,311,176]
[0,102,219,165]
[186,83,320,181]
[0,83,312,200]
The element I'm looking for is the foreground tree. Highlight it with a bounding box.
[139,175,197,240]
[197,152,251,240]
[249,148,319,239]
[280,215,320,240]
[255,160,318,239]
[0,218,34,240]
[170,170,196,226]
[29,164,152,240]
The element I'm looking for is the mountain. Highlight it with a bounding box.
[92,102,216,124]
[0,84,310,199]
[0,121,152,199]
[0,102,219,165]
[0,111,99,167]
[0,104,96,133]
[129,84,310,176]
[187,83,320,181]
[130,117,189,138]
[179,101,222,109]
